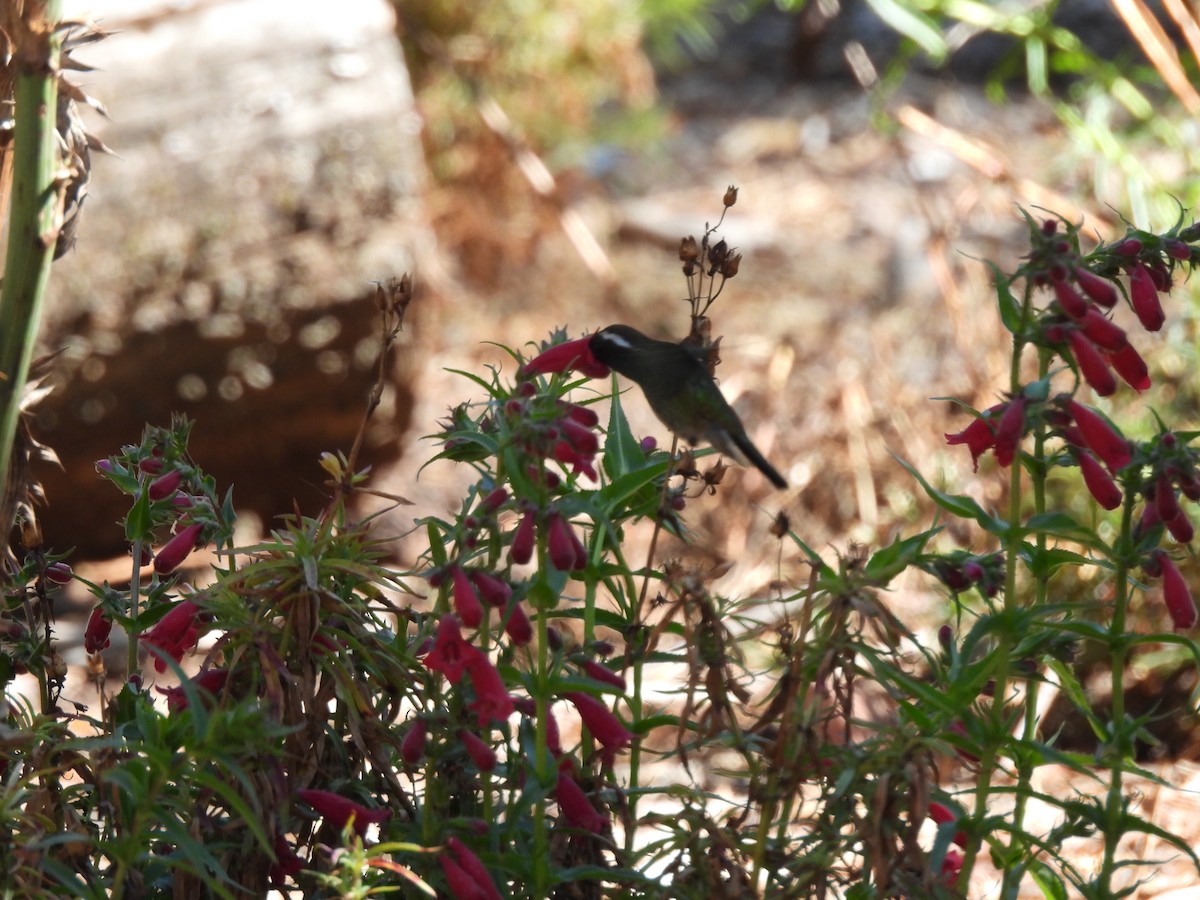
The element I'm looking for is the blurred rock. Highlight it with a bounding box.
[36,0,430,557]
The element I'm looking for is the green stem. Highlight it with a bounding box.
[0,1,63,549]
[1099,493,1136,892]
[532,536,551,896]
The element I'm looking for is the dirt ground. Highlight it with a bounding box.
[27,1,1200,896]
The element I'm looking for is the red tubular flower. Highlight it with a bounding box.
[84,606,112,654]
[564,691,633,759]
[439,856,492,900]
[479,487,508,513]
[296,788,391,838]
[469,570,512,608]
[459,730,497,771]
[156,667,229,713]
[1076,450,1122,510]
[547,513,586,571]
[509,510,536,565]
[941,849,965,885]
[269,832,304,886]
[465,653,515,727]
[445,837,503,900]
[559,417,599,455]
[1157,552,1197,630]
[1129,262,1164,331]
[141,599,202,673]
[1167,511,1195,543]
[945,407,1000,472]
[401,718,428,765]
[44,562,73,585]
[992,398,1026,467]
[1066,401,1132,473]
[148,469,183,501]
[927,801,968,848]
[451,566,484,629]
[153,522,206,575]
[425,614,480,685]
[580,659,626,691]
[1052,279,1089,318]
[504,603,533,645]
[554,769,608,834]
[553,440,598,481]
[1066,331,1116,396]
[1073,267,1118,308]
[1106,343,1151,392]
[521,336,610,379]
[1078,307,1127,351]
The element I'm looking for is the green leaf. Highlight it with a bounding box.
[1023,512,1105,548]
[601,381,642,479]
[124,488,153,542]
[1021,543,1097,580]
[894,455,1010,536]
[864,528,939,583]
[863,0,947,61]
[987,261,1025,334]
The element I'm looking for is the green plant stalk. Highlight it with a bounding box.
[128,539,144,676]
[960,282,1034,890]
[533,536,551,896]
[1002,347,1053,896]
[1099,492,1136,890]
[0,2,63,543]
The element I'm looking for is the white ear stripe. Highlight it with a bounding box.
[595,332,634,351]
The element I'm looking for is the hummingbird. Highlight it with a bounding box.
[588,324,787,489]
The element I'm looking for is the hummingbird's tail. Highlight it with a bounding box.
[729,430,787,490]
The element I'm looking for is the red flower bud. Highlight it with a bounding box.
[84,606,112,654]
[156,667,229,713]
[504,603,532,645]
[141,599,203,673]
[1078,307,1127,351]
[296,789,391,838]
[1113,237,1143,255]
[1066,401,1132,473]
[564,691,633,758]
[480,487,508,513]
[1106,343,1150,392]
[993,398,1026,467]
[1156,474,1182,525]
[153,523,206,575]
[1165,238,1190,261]
[148,470,183,501]
[469,570,512,608]
[451,566,484,629]
[555,769,608,834]
[1167,511,1195,543]
[459,730,497,771]
[562,402,600,428]
[1066,331,1116,396]
[1157,552,1197,630]
[580,659,626,691]
[464,653,515,727]
[44,561,73,585]
[1052,279,1089,318]
[444,837,503,900]
[401,718,428,765]
[1076,450,1122,510]
[547,513,586,571]
[927,801,968,847]
[509,511,536,565]
[1128,262,1164,331]
[1073,267,1118,307]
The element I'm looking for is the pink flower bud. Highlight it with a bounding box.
[1129,262,1164,331]
[148,470,183,501]
[509,511,536,565]
[1165,238,1190,261]
[480,487,508,513]
[469,570,512,608]
[153,523,206,575]
[562,402,600,428]
[580,659,626,691]
[1077,450,1122,510]
[564,691,633,757]
[1073,268,1118,307]
[444,837,503,900]
[44,561,73,585]
[1066,331,1116,396]
[139,457,164,475]
[451,566,484,629]
[1113,237,1143,255]
[1156,474,1182,525]
[1167,511,1195,543]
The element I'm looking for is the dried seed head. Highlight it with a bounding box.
[679,235,700,263]
[721,252,742,278]
[723,185,739,208]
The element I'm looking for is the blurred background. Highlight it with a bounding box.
[21,1,1200,891]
